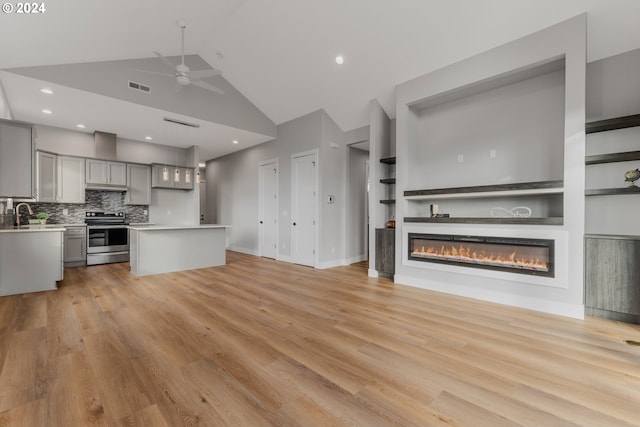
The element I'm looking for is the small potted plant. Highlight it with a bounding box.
[36,212,50,224]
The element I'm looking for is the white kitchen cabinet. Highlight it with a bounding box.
[57,155,85,203]
[0,119,34,198]
[36,150,57,202]
[86,159,126,187]
[151,164,194,190]
[126,163,151,205]
[64,226,86,266]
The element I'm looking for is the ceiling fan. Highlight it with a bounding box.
[135,20,224,94]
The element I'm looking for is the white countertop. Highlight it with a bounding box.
[0,225,66,233]
[128,224,230,231]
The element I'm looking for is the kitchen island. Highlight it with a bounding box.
[0,226,64,296]
[128,224,230,276]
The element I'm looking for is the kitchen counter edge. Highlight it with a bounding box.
[128,224,231,231]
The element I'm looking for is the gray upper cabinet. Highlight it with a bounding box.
[37,152,86,203]
[85,159,126,188]
[126,163,151,205]
[57,155,85,203]
[0,119,34,198]
[36,150,57,202]
[151,164,194,190]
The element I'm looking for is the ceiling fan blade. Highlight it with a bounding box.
[191,79,224,94]
[131,69,175,78]
[153,51,177,71]
[189,69,222,79]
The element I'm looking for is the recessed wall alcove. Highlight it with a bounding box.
[392,15,586,319]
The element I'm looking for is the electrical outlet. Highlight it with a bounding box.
[457,154,464,163]
[143,209,148,215]
[62,208,68,215]
[490,149,497,158]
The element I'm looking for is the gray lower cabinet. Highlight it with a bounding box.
[585,236,640,323]
[375,228,395,278]
[64,226,86,267]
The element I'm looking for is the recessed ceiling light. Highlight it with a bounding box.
[41,109,52,114]
[76,124,86,129]
[233,140,239,144]
[198,163,206,168]
[335,55,344,65]
[40,88,53,95]
[145,136,153,141]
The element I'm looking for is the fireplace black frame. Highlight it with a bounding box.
[408,233,555,277]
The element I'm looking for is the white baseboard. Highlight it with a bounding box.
[345,254,367,265]
[368,269,379,278]
[228,246,259,256]
[394,274,585,320]
[316,259,344,269]
[276,254,293,263]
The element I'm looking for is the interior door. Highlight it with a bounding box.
[291,151,317,267]
[259,161,278,259]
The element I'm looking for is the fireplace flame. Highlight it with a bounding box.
[412,243,549,272]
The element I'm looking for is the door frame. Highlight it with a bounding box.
[291,149,319,267]
[258,158,279,258]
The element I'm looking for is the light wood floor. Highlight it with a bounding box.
[1,251,640,426]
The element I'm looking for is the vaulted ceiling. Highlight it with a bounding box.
[1,0,639,160]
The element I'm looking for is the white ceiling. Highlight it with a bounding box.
[2,0,640,160]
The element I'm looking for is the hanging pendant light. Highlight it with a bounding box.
[185,169,191,184]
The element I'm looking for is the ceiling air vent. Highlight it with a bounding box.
[128,80,151,93]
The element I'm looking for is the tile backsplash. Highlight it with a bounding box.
[27,190,148,225]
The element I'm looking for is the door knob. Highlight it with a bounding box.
[293,222,296,226]
[259,221,263,224]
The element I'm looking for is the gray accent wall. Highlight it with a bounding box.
[0,81,12,120]
[347,146,368,261]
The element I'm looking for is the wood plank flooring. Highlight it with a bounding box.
[1,251,640,426]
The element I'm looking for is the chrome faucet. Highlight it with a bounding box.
[15,203,33,226]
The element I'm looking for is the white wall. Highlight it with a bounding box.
[318,112,346,267]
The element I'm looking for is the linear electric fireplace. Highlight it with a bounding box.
[408,233,554,277]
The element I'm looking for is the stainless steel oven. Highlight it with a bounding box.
[85,212,130,265]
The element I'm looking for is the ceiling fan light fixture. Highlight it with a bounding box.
[176,75,190,85]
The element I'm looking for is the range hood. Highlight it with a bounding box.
[85,131,128,191]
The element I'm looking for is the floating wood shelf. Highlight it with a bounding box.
[380,157,396,165]
[585,151,640,165]
[404,217,563,225]
[585,187,640,196]
[404,180,563,200]
[585,114,640,134]
[380,178,396,184]
[380,199,396,204]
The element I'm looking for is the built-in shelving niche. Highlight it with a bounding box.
[401,58,566,226]
[404,180,564,225]
[585,115,640,198]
